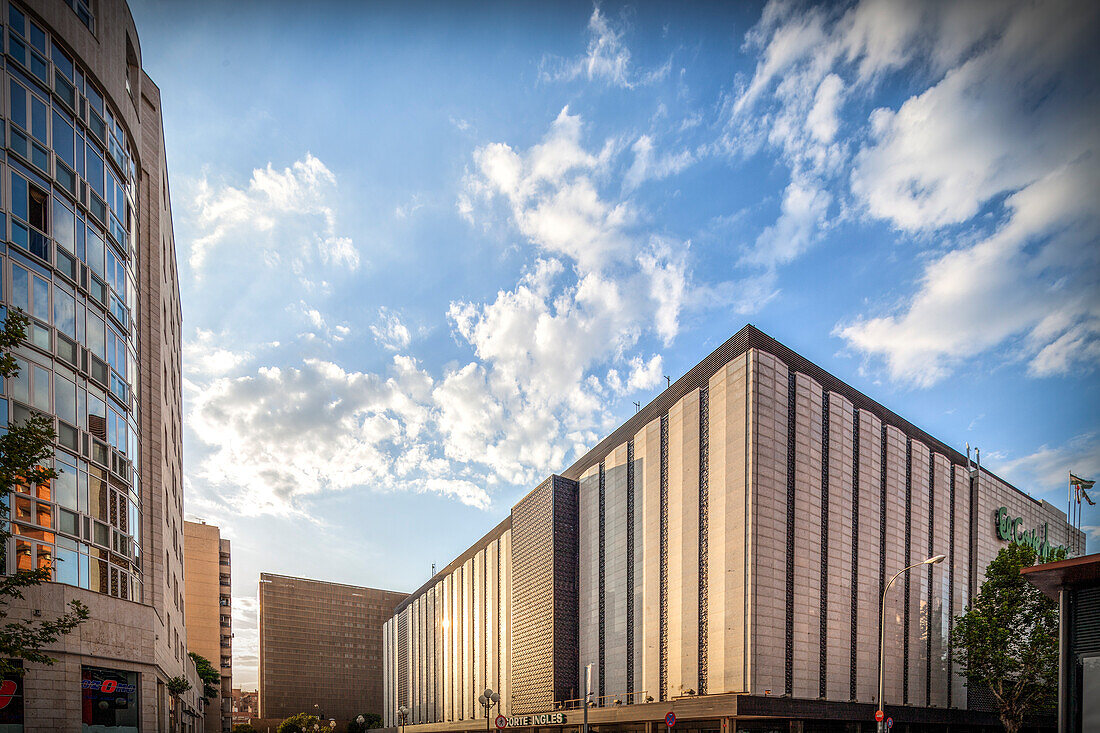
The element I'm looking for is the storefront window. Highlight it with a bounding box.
[0,662,24,733]
[81,666,138,732]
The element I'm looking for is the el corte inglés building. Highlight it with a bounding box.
[383,325,1080,733]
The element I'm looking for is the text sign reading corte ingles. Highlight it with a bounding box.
[994,507,1067,562]
[503,713,567,727]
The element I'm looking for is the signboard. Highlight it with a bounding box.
[502,713,566,727]
[994,507,1067,562]
[495,715,508,730]
[886,717,893,730]
[874,710,883,722]
[665,712,676,728]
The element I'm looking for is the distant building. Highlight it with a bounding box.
[231,688,257,726]
[383,324,1081,733]
[185,521,233,733]
[0,0,204,729]
[258,573,406,722]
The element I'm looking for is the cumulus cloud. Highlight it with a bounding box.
[992,433,1100,502]
[187,153,359,273]
[623,135,694,193]
[540,5,670,89]
[733,0,1100,386]
[183,329,251,378]
[371,307,412,351]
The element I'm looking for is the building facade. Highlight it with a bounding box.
[230,688,257,728]
[383,325,1080,733]
[184,521,233,733]
[0,0,203,730]
[258,573,407,723]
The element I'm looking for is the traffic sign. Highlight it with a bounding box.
[495,715,507,730]
[875,710,884,722]
[886,717,893,730]
[665,712,676,728]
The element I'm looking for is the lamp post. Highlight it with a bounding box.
[329,720,337,730]
[398,705,411,733]
[479,688,500,733]
[877,554,946,733]
[582,664,593,733]
[356,714,366,732]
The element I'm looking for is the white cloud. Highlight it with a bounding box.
[623,135,695,193]
[183,329,251,378]
[186,153,359,273]
[992,433,1100,501]
[733,0,1100,386]
[540,5,670,89]
[371,307,412,351]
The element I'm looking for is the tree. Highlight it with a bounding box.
[951,542,1062,733]
[188,651,221,700]
[346,714,383,732]
[233,725,258,733]
[0,311,89,675]
[278,713,322,733]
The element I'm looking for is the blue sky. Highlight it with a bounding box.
[127,0,1099,687]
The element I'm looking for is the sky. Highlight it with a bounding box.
[126,0,1100,689]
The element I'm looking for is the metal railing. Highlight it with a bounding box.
[556,691,651,710]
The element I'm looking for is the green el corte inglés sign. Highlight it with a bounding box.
[994,507,1067,562]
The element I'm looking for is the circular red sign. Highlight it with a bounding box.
[495,715,507,730]
[665,712,676,728]
[875,710,884,722]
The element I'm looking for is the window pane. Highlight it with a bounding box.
[9,80,26,129]
[10,357,30,404]
[10,173,28,221]
[56,546,78,585]
[54,285,76,337]
[86,310,105,359]
[53,111,75,169]
[55,372,76,424]
[30,96,47,144]
[32,365,49,410]
[56,467,78,510]
[53,198,76,253]
[11,265,30,313]
[86,227,106,277]
[32,275,49,321]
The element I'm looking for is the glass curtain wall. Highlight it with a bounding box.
[0,2,142,602]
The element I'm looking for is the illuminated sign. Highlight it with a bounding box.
[80,678,137,694]
[504,713,566,727]
[994,507,1067,562]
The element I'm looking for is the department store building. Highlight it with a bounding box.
[382,326,1078,733]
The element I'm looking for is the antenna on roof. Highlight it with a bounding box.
[665,375,671,388]
[633,401,640,413]
[431,563,435,577]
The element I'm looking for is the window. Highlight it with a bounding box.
[82,667,138,731]
[29,185,48,233]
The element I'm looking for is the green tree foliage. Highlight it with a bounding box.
[951,542,1061,733]
[188,651,221,700]
[166,675,192,697]
[346,713,383,732]
[0,311,88,675]
[278,713,322,733]
[233,725,258,733]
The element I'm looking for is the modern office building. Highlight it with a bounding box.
[0,0,204,729]
[382,325,1080,733]
[185,521,234,733]
[258,573,407,723]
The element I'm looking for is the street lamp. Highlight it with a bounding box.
[478,688,500,733]
[356,714,366,732]
[398,705,411,733]
[877,554,945,733]
[329,720,337,730]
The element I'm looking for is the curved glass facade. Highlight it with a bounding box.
[1,2,142,602]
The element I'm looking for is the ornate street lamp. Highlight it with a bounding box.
[479,688,500,733]
[356,714,366,731]
[398,705,411,733]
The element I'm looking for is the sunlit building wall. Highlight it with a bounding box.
[383,325,1080,731]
